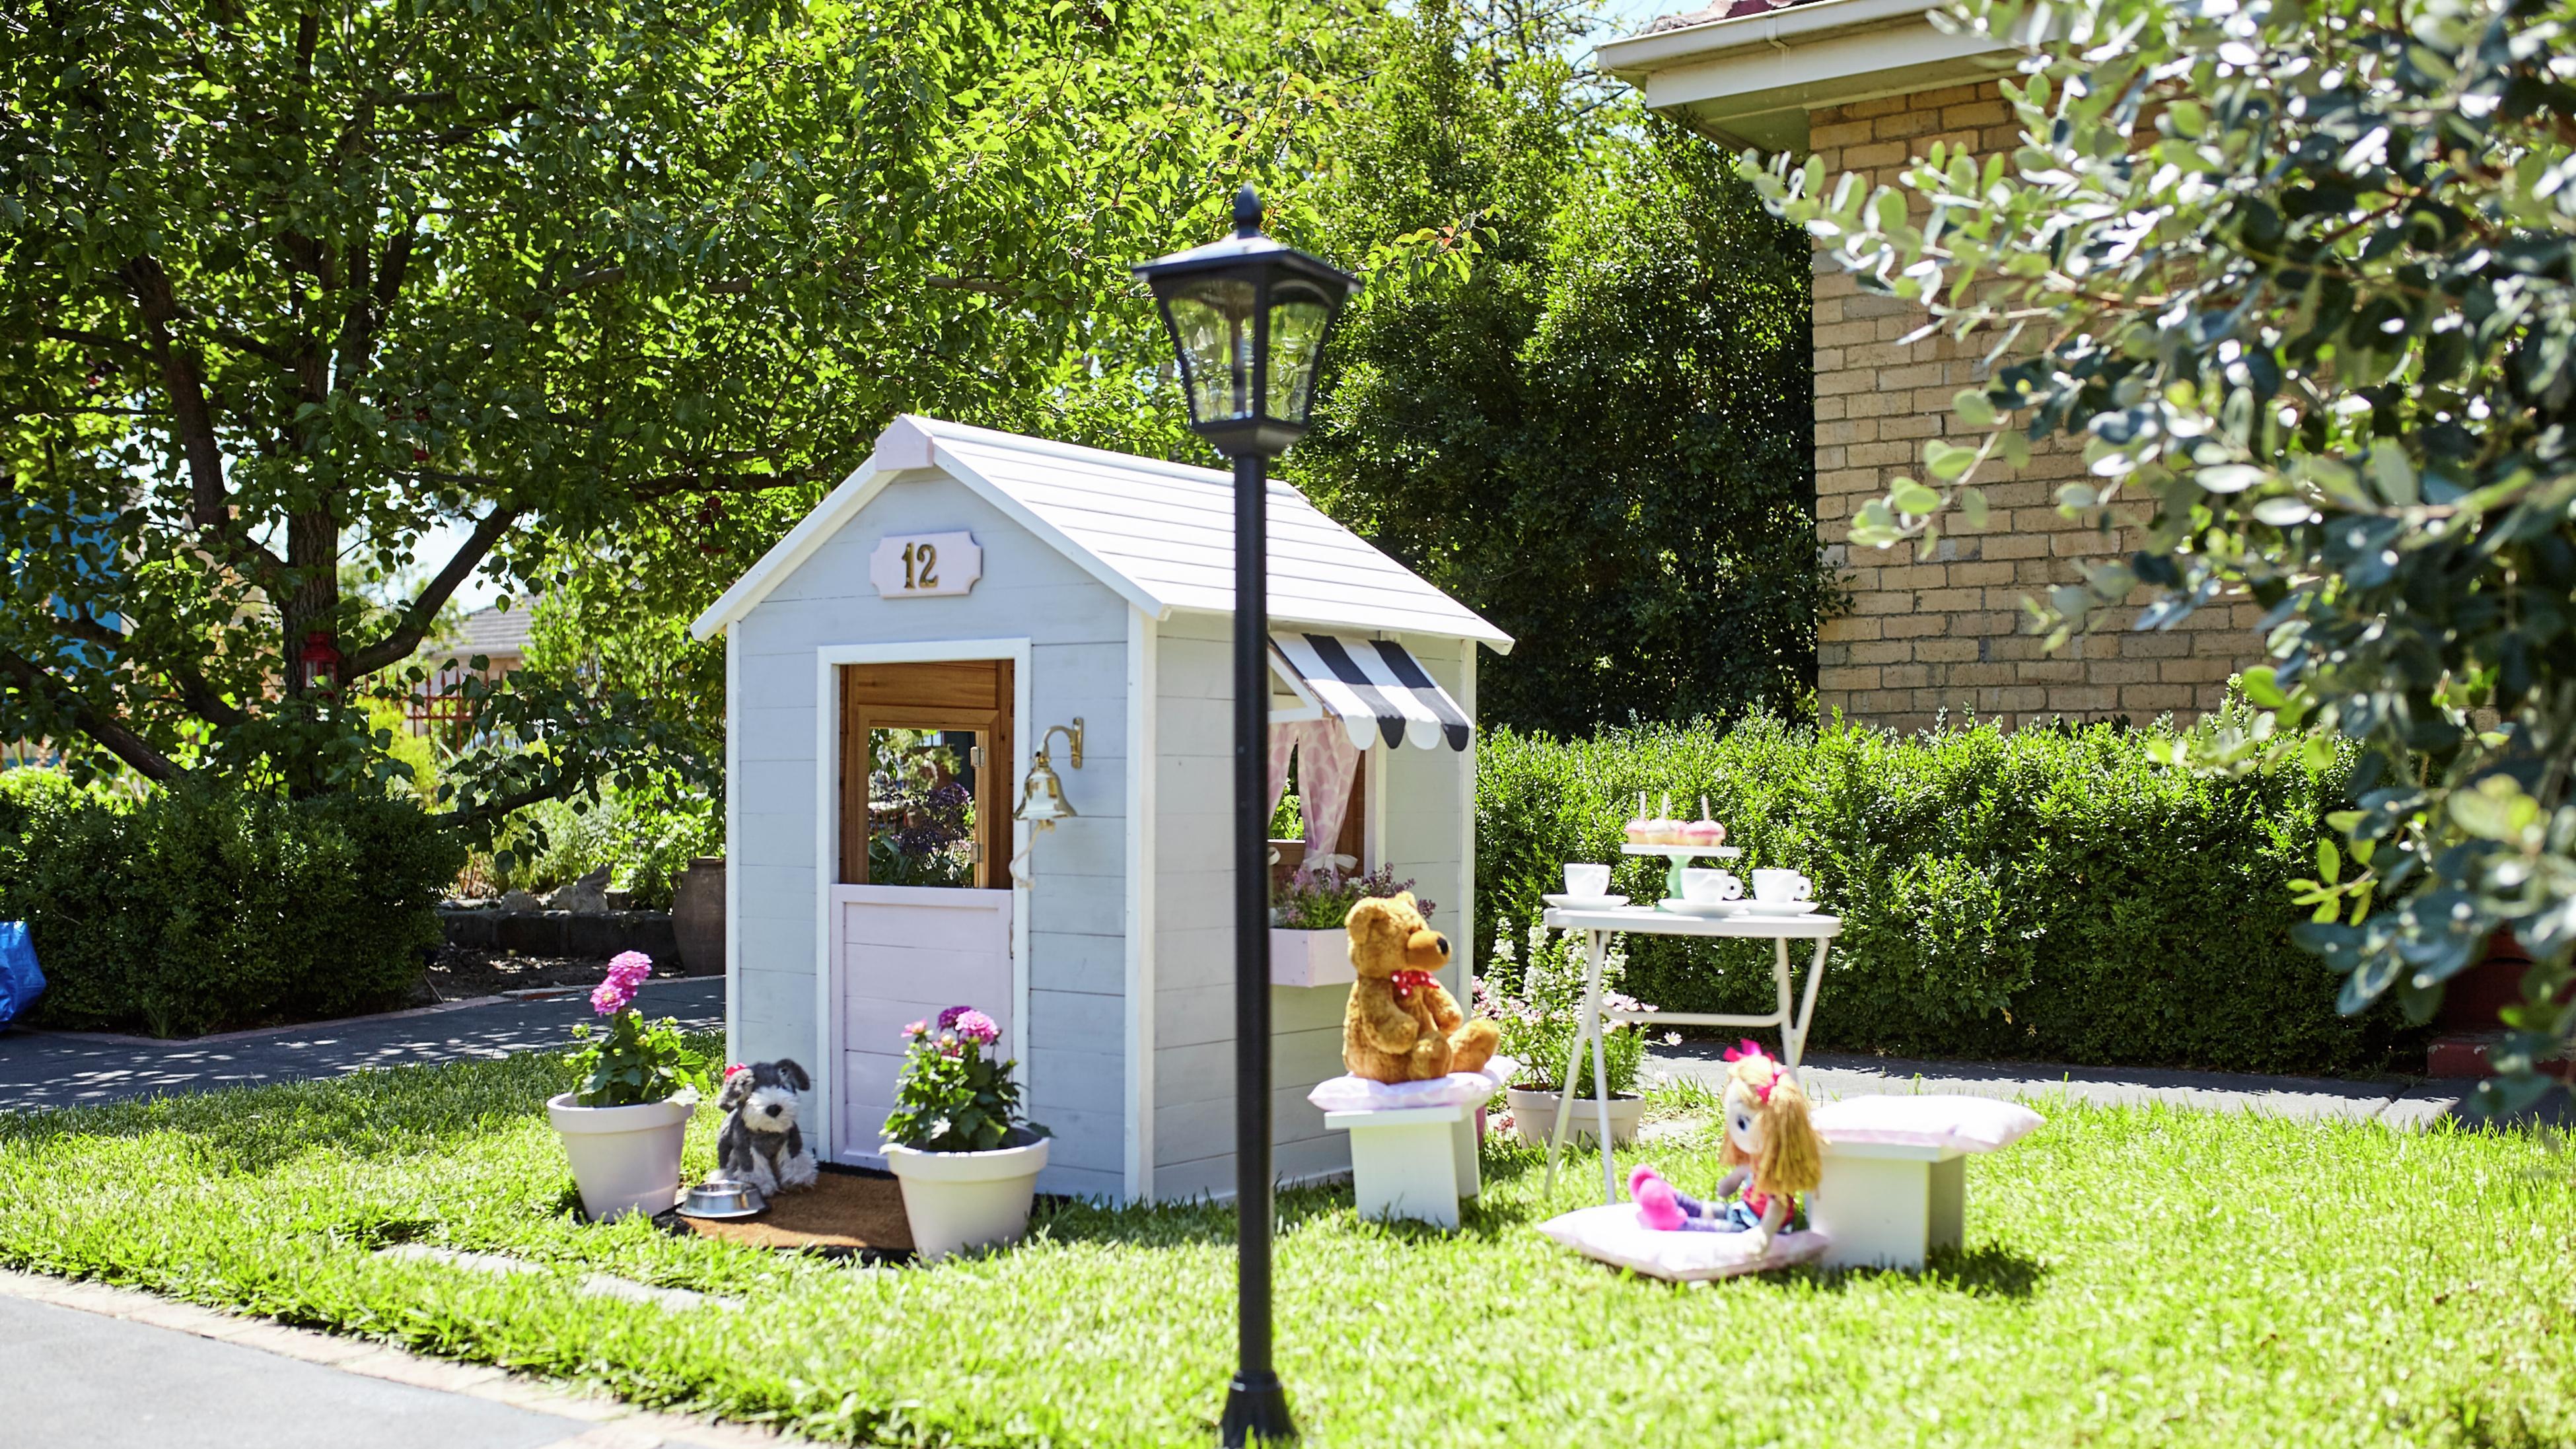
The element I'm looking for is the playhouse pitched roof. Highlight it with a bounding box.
[690,415,1513,651]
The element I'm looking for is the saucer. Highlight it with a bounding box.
[1543,893,1630,911]
[1738,900,1819,916]
[1658,898,1746,917]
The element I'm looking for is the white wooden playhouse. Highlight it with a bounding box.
[690,415,1511,1202]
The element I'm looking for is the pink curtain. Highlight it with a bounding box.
[1268,720,1363,872]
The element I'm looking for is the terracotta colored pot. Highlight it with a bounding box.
[2439,929,2536,1032]
[672,856,725,977]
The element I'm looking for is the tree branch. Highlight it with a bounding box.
[0,645,182,782]
[627,462,836,499]
[118,255,289,584]
[53,611,252,727]
[38,325,149,360]
[344,506,521,675]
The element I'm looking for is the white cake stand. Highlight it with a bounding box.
[1620,841,1741,905]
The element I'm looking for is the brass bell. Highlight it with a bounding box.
[1013,720,1083,829]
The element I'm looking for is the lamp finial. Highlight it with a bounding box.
[1233,183,1262,237]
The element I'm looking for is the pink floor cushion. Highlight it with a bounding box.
[1810,1094,2044,1152]
[1535,1205,1830,1281]
[1306,1056,1520,1113]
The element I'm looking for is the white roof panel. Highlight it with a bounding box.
[693,415,1513,651]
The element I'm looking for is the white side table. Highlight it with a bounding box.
[1539,905,1843,1204]
[1809,1141,1965,1270]
[1324,1102,1481,1229]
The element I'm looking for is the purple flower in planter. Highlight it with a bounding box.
[940,1007,999,1045]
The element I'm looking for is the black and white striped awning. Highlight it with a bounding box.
[1270,631,1474,752]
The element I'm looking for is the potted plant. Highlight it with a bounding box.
[881,1006,1052,1261]
[547,952,709,1220]
[1477,917,1666,1147]
[1270,863,1434,989]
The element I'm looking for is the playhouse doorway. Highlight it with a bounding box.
[830,658,1016,1163]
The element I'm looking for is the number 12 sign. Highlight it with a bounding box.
[868,532,983,599]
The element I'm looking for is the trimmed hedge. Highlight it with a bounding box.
[0,772,465,1037]
[1476,716,2425,1075]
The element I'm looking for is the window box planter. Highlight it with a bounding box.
[884,1128,1050,1261]
[1270,927,1355,989]
[547,1092,693,1220]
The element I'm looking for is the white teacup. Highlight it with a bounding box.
[1563,863,1612,898]
[1680,868,1742,903]
[1751,869,1812,903]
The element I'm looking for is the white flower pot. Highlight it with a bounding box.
[547,1092,694,1221]
[1507,1086,1645,1147]
[883,1129,1051,1261]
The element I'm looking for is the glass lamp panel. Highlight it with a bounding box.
[1163,277,1260,425]
[1264,289,1335,425]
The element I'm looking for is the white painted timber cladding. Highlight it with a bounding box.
[728,470,1129,1201]
[694,415,1513,652]
[1145,614,1475,1200]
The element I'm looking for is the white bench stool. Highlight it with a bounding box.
[1323,1102,1481,1228]
[1808,1094,2044,1271]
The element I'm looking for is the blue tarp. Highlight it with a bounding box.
[0,921,44,1027]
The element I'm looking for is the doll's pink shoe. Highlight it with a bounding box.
[1629,1166,1686,1232]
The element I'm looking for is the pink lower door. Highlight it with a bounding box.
[830,883,1014,1163]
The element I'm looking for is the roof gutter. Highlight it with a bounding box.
[1592,0,2020,151]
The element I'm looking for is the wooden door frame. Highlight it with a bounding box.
[838,661,1015,889]
[811,639,1031,1168]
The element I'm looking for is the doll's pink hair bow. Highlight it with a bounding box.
[1722,1039,1779,1102]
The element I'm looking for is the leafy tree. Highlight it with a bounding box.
[1295,4,1826,732]
[1748,0,2576,1109]
[2,0,1327,811]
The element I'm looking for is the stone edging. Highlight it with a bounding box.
[0,1267,812,1448]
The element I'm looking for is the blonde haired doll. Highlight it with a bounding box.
[1629,1042,1822,1251]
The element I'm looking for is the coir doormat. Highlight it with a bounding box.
[672,1166,913,1259]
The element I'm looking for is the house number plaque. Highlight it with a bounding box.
[868,532,982,599]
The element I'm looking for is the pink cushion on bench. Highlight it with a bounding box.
[1811,1094,2044,1152]
[1306,1057,1519,1113]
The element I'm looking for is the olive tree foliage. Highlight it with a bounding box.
[1744,0,2576,1109]
[1,0,1301,818]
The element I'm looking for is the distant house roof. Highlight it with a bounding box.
[690,415,1513,652]
[425,600,535,665]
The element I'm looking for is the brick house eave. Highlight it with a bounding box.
[1595,0,2021,151]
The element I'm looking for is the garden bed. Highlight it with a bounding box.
[0,1043,2567,1446]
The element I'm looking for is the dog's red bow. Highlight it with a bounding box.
[1390,969,1435,1003]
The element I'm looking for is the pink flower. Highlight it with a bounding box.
[902,1019,928,1040]
[590,950,654,1016]
[945,1008,999,1045]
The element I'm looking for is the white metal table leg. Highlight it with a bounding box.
[1785,938,1831,1068]
[1587,929,1616,1205]
[1540,940,1596,1195]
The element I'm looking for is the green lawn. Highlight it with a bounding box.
[1,1044,2569,1448]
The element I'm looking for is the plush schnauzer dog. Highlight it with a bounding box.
[715,1059,820,1195]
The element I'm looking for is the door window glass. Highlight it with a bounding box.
[867,727,981,888]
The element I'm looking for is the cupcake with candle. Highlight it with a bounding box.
[1623,792,1657,845]
[1682,795,1727,850]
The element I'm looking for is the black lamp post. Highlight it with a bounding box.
[1134,185,1359,1448]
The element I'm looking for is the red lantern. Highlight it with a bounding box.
[299,630,341,694]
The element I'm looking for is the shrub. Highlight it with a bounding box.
[471,778,718,911]
[1476,916,1661,1095]
[1476,715,2424,1075]
[0,774,466,1037]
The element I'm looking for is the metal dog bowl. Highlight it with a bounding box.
[676,1176,766,1220]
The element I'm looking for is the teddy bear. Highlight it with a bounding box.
[1342,892,1500,1082]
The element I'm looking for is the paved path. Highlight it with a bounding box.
[1647,1042,2568,1125]
[0,978,723,1112]
[0,1269,798,1449]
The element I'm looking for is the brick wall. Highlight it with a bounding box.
[1806,81,2261,733]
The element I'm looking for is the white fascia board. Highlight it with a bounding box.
[688,414,1178,639]
[1594,0,2018,149]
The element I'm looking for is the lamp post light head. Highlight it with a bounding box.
[1132,184,1362,460]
